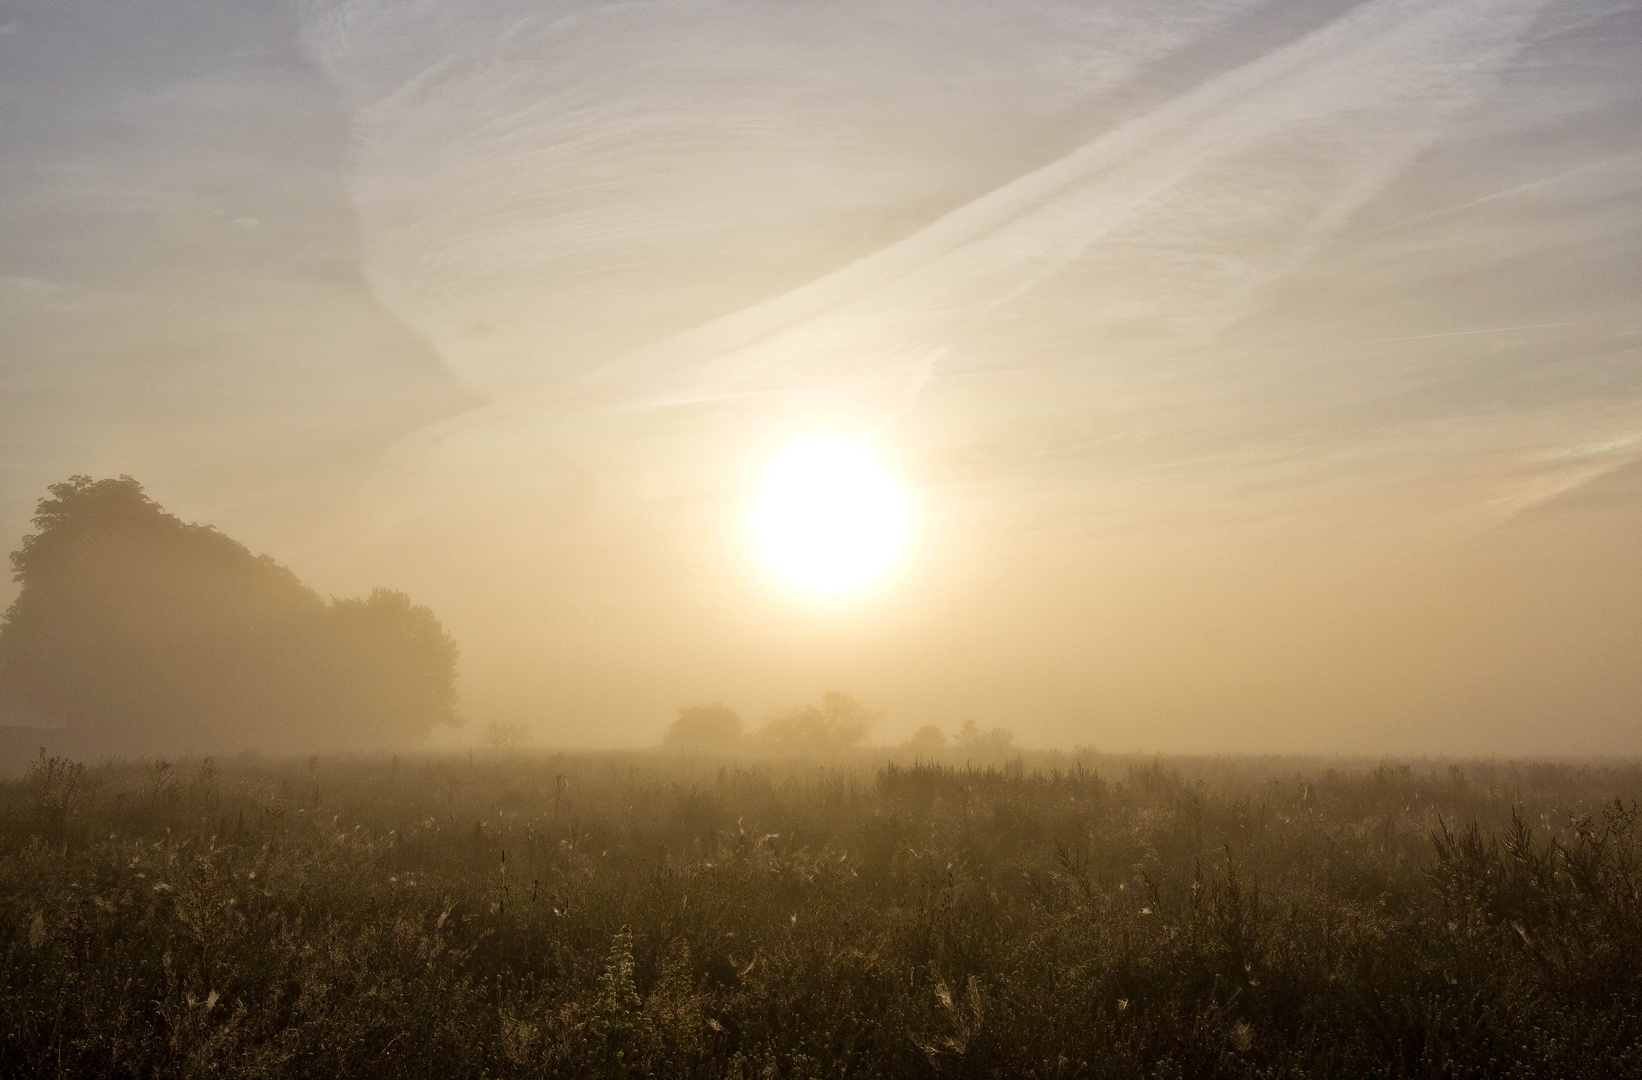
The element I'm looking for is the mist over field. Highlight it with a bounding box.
[3,0,1640,753]
[5,4,1642,1074]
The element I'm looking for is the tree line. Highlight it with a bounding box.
[0,476,458,753]
[662,692,1016,757]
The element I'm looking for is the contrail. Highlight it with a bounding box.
[1270,322,1580,352]
[573,0,1555,413]
[1378,152,1642,234]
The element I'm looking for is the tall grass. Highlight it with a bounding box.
[2,750,1639,1077]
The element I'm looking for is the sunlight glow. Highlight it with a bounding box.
[749,431,912,597]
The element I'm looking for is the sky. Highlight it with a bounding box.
[1,0,1640,753]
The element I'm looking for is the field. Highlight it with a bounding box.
[3,749,1640,1078]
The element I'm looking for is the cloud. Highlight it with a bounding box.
[298,0,1274,397]
[572,0,1558,407]
[290,0,1642,549]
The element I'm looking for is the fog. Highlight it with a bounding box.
[2,0,1640,753]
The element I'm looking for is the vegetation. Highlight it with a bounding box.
[487,721,533,752]
[952,721,1015,760]
[662,694,879,756]
[3,748,1639,1077]
[906,725,948,754]
[665,705,745,753]
[761,692,876,753]
[0,476,459,753]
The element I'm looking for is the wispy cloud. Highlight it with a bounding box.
[294,0,1642,545]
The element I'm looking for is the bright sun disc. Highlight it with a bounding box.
[749,431,911,597]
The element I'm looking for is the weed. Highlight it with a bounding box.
[0,752,1638,1077]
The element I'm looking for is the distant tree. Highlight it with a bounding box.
[761,691,876,753]
[905,725,947,754]
[663,704,743,753]
[955,719,1015,759]
[485,719,529,751]
[0,475,460,752]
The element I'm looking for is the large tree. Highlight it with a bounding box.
[0,476,459,752]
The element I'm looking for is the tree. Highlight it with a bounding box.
[329,588,459,742]
[485,719,530,751]
[760,691,876,753]
[663,704,743,753]
[0,475,460,752]
[905,725,947,754]
[955,719,1015,759]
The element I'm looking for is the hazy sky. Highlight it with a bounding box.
[2,0,1640,752]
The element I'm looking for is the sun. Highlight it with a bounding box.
[748,431,912,597]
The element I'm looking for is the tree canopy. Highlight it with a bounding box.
[0,476,458,753]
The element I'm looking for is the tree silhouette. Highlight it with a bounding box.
[329,588,459,742]
[760,691,876,753]
[0,476,459,752]
[484,719,529,750]
[905,724,947,753]
[663,704,743,753]
[955,719,1015,759]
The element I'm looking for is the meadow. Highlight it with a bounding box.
[2,749,1640,1078]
